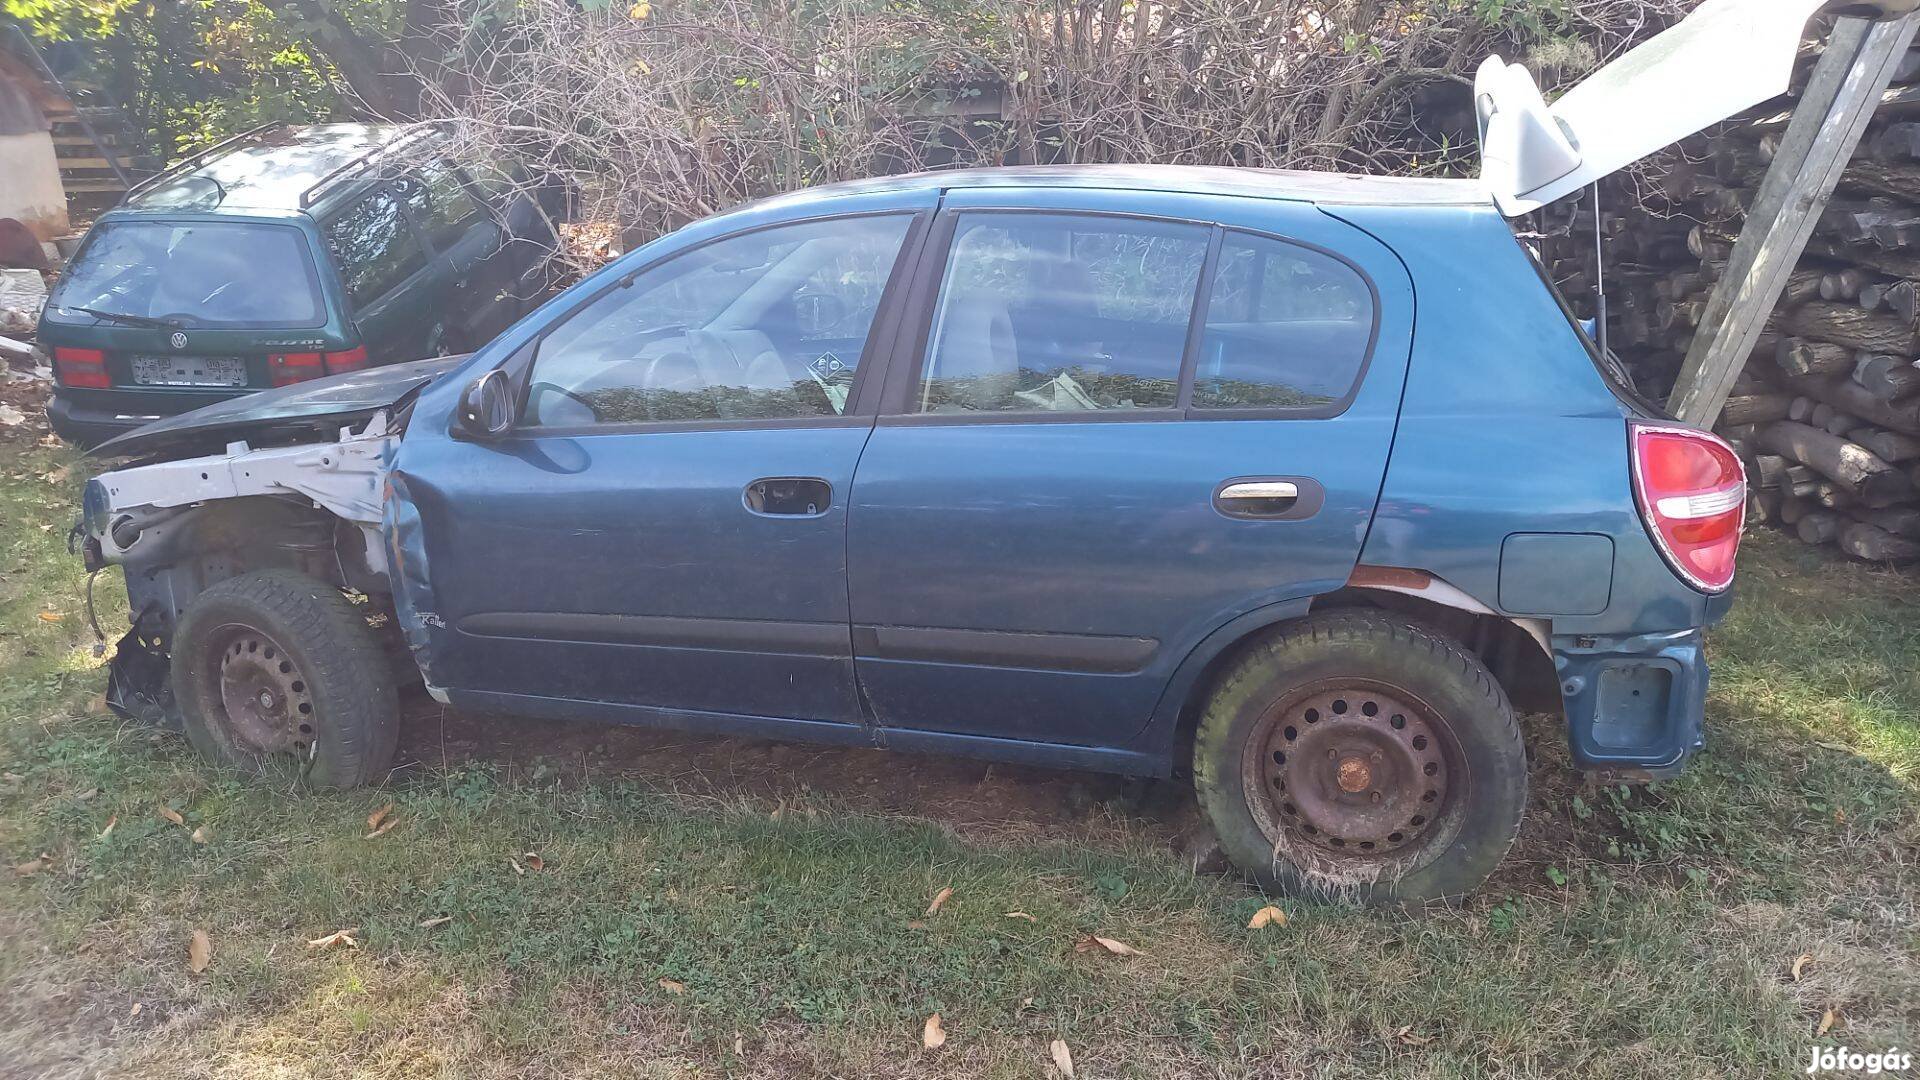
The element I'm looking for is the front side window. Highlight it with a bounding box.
[1194,232,1373,410]
[914,213,1209,413]
[325,189,429,308]
[521,214,912,427]
[49,220,324,328]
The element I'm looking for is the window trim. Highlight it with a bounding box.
[876,208,1384,426]
[494,208,930,439]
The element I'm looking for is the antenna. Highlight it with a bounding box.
[1590,181,1609,360]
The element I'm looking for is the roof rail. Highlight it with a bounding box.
[122,122,286,204]
[297,121,454,209]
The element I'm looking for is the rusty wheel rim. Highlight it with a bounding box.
[1244,682,1454,860]
[209,623,315,757]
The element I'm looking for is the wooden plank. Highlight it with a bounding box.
[1669,11,1920,428]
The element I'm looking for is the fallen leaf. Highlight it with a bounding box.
[733,1034,745,1056]
[925,886,953,917]
[129,1002,141,1017]
[188,930,211,974]
[37,611,62,622]
[658,977,686,995]
[508,857,525,876]
[1248,905,1288,930]
[417,916,453,929]
[364,817,399,840]
[72,787,98,801]
[366,802,394,831]
[1003,911,1036,922]
[1394,1025,1434,1046]
[1076,934,1138,957]
[628,1,650,18]
[522,852,545,871]
[306,928,360,950]
[98,814,117,839]
[190,826,209,845]
[922,1012,946,1050]
[157,806,184,827]
[1818,1008,1840,1036]
[85,693,108,715]
[1050,1037,1075,1077]
[1792,954,1814,982]
[905,919,927,930]
[44,467,70,484]
[12,853,49,877]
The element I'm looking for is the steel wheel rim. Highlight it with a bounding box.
[207,623,316,758]
[1242,680,1457,862]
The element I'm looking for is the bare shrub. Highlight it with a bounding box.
[406,0,1688,273]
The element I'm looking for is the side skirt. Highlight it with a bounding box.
[441,688,1166,778]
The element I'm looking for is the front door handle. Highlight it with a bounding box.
[744,477,832,517]
[1213,477,1323,520]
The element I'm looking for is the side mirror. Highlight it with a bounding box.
[457,369,515,438]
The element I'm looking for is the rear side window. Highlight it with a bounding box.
[48,220,324,329]
[395,160,486,252]
[914,213,1209,412]
[1194,232,1373,410]
[325,189,429,307]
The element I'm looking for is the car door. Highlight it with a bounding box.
[845,187,1414,747]
[387,198,929,724]
[393,160,521,349]
[323,185,447,363]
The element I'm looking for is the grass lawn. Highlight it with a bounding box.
[1,416,1916,1078]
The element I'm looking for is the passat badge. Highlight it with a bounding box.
[169,331,188,350]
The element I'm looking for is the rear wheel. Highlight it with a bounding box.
[1192,610,1526,904]
[171,571,398,790]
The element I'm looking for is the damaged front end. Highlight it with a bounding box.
[78,410,410,729]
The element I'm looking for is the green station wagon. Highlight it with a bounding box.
[41,123,559,447]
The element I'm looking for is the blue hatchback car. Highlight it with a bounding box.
[75,161,1747,903]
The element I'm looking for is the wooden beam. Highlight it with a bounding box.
[1668,12,1920,428]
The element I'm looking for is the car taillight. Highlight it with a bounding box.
[268,352,323,387]
[270,347,366,386]
[1630,422,1745,593]
[323,345,367,375]
[53,347,110,389]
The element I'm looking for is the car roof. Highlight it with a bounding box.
[119,124,418,216]
[741,164,1491,213]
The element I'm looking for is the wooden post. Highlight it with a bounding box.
[1668,11,1920,428]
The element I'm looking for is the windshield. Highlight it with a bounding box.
[50,220,326,329]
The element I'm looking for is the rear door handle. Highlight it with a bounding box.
[744,477,832,517]
[1213,477,1323,520]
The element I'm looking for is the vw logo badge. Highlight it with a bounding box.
[169,331,188,350]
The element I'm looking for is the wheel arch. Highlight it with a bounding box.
[1148,569,1558,777]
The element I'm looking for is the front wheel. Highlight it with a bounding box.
[171,571,399,790]
[1191,610,1526,905]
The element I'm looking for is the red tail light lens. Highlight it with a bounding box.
[323,345,368,375]
[52,347,110,389]
[268,352,323,387]
[1630,423,1745,593]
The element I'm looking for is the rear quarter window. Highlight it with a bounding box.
[325,188,430,308]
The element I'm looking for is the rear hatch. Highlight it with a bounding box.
[42,216,361,404]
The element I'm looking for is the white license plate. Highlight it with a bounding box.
[130,354,249,387]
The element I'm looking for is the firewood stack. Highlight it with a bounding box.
[1539,30,1920,564]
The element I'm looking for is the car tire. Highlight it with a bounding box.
[170,570,398,790]
[1191,609,1526,905]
